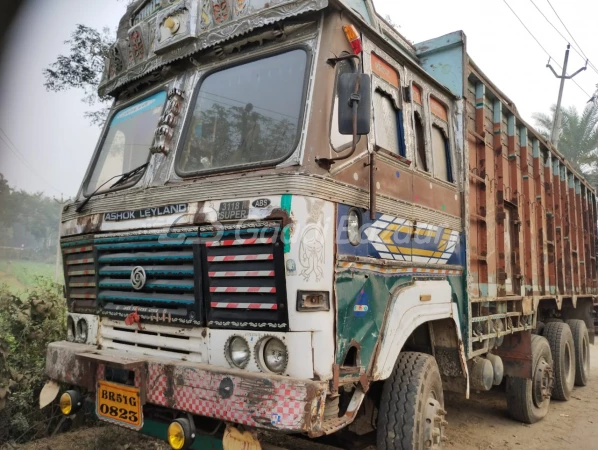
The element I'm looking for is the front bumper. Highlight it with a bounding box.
[46,341,328,434]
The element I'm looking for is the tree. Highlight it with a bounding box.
[533,103,598,186]
[43,25,113,126]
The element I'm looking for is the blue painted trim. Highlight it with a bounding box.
[98,254,194,263]
[98,293,194,304]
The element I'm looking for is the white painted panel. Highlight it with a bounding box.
[209,329,314,379]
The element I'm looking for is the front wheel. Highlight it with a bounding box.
[377,352,446,450]
[506,334,553,424]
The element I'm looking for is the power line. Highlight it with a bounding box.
[0,127,62,194]
[501,0,592,98]
[545,0,598,74]
[528,0,598,78]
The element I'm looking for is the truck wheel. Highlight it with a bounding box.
[566,319,590,386]
[506,335,553,424]
[544,321,575,400]
[377,352,446,450]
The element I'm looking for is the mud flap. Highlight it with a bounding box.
[39,380,60,409]
[223,425,261,450]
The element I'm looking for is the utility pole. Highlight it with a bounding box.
[54,193,69,283]
[547,44,587,150]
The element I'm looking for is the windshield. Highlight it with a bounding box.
[85,91,167,195]
[177,49,308,175]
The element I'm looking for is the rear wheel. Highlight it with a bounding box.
[544,321,575,400]
[566,319,590,386]
[506,335,553,424]
[377,352,446,450]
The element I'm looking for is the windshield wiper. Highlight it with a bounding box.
[75,162,149,213]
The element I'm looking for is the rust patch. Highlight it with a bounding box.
[265,208,293,228]
[163,365,176,409]
[238,378,275,406]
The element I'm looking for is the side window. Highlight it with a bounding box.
[412,84,428,172]
[374,90,406,157]
[414,112,427,171]
[430,97,453,182]
[330,58,356,152]
[371,53,406,158]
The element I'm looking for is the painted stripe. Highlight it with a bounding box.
[209,287,276,293]
[63,245,93,254]
[207,254,273,262]
[70,293,96,299]
[69,282,96,288]
[208,270,275,277]
[210,302,278,310]
[66,258,94,265]
[205,237,272,247]
[68,269,95,276]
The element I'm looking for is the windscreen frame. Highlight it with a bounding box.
[175,45,313,178]
[81,85,169,198]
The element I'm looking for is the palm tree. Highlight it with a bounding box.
[533,103,598,186]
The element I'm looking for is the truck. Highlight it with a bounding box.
[42,0,597,448]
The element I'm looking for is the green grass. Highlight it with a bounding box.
[0,259,63,294]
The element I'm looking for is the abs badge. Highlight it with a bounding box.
[354,289,370,317]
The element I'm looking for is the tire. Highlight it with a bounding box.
[566,319,590,386]
[544,321,575,400]
[377,352,446,450]
[506,335,553,424]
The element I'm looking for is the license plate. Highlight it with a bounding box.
[218,200,250,221]
[97,380,142,429]
[223,425,261,450]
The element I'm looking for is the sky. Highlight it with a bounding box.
[0,0,596,197]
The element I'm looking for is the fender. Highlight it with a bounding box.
[371,279,469,391]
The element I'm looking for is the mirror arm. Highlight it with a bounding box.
[317,61,363,171]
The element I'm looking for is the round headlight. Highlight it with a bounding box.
[67,316,76,342]
[262,337,288,374]
[347,209,361,246]
[226,336,250,369]
[77,318,88,343]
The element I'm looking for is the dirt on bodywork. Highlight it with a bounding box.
[10,346,598,450]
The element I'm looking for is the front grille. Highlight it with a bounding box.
[100,318,205,362]
[203,227,288,330]
[62,236,96,313]
[61,223,288,330]
[95,231,201,325]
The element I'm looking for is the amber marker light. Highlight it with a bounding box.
[343,24,363,54]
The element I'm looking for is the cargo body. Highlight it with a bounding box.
[43,0,596,448]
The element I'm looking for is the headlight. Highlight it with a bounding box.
[77,319,88,343]
[225,336,250,369]
[67,316,75,342]
[258,337,288,374]
[347,208,361,246]
[59,390,81,416]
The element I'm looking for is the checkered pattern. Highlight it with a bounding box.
[146,363,311,429]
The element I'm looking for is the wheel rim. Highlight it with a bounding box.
[423,392,447,449]
[533,356,553,407]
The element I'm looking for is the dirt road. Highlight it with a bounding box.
[14,345,598,450]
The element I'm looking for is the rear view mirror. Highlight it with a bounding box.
[337,73,371,136]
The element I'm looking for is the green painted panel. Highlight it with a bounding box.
[141,418,224,450]
[281,194,292,253]
[335,268,468,369]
